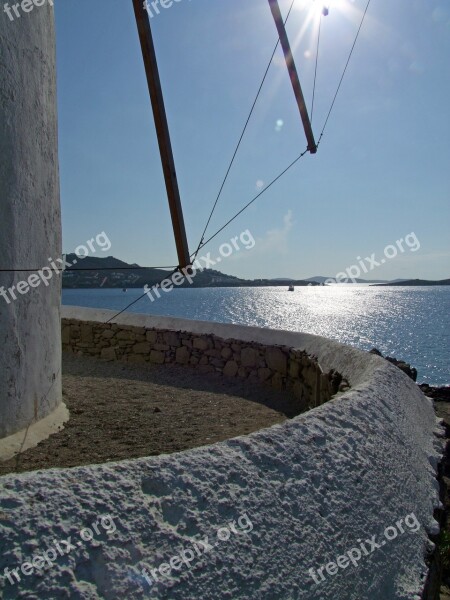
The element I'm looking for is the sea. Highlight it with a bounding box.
[62,286,450,386]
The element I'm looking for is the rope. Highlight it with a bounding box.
[310,13,323,124]
[104,268,179,323]
[192,0,298,263]
[317,0,372,145]
[196,147,310,253]
[0,266,177,273]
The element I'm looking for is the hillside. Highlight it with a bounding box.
[62,255,318,289]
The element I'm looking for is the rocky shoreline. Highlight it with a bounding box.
[369,348,450,401]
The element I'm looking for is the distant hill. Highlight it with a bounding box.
[62,255,446,289]
[373,279,450,287]
[62,255,318,289]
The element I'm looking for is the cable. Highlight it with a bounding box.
[192,0,298,262]
[104,148,309,322]
[310,13,323,123]
[196,148,310,253]
[93,0,373,322]
[317,0,371,145]
[0,265,176,273]
[104,268,179,323]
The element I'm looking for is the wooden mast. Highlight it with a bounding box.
[132,0,191,269]
[268,0,317,154]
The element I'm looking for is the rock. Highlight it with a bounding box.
[61,326,70,345]
[369,348,383,357]
[237,367,247,378]
[221,347,233,360]
[116,330,135,341]
[420,384,450,402]
[271,372,284,390]
[258,368,272,382]
[101,348,116,361]
[176,346,190,365]
[223,361,238,377]
[146,330,157,344]
[80,324,94,343]
[385,357,417,382]
[149,350,165,364]
[193,338,209,351]
[289,360,300,379]
[133,342,151,355]
[241,347,258,368]
[163,332,181,347]
[329,370,343,394]
[292,380,304,400]
[369,349,417,382]
[210,359,225,368]
[265,348,287,375]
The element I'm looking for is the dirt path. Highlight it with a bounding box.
[0,353,303,476]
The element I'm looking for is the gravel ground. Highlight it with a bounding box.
[0,352,304,476]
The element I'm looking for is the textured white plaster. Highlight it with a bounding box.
[0,308,443,599]
[0,5,62,438]
[0,402,69,462]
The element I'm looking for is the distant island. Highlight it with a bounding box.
[61,255,450,289]
[372,279,450,287]
[62,254,320,289]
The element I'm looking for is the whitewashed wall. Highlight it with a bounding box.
[0,4,62,438]
[0,310,443,599]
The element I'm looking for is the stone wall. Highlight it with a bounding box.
[1,307,441,600]
[61,318,348,408]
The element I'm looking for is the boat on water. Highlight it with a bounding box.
[288,285,294,292]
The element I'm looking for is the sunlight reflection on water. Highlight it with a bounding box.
[63,286,450,386]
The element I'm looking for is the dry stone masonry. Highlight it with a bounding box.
[61,318,349,409]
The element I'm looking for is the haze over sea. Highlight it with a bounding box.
[63,286,450,386]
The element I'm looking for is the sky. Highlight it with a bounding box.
[55,0,450,280]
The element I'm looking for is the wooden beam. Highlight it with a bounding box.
[268,0,317,153]
[132,0,191,268]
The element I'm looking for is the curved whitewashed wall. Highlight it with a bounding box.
[0,308,443,599]
[0,5,62,438]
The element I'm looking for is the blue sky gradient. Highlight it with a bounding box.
[55,0,450,280]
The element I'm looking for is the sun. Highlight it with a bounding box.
[294,0,355,22]
[289,0,363,55]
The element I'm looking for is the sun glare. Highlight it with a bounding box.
[294,0,355,22]
[288,0,363,64]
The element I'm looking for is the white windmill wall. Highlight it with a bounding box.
[0,4,62,439]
